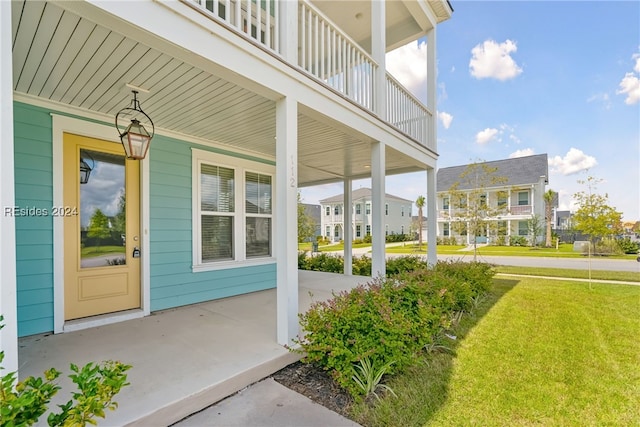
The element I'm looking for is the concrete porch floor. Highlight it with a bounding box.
[17,270,368,426]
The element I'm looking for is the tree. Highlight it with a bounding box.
[415,195,425,250]
[297,193,317,243]
[573,176,622,251]
[87,208,111,251]
[573,176,623,287]
[447,160,507,261]
[527,214,544,247]
[543,189,556,247]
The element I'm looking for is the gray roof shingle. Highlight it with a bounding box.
[437,154,549,192]
[319,187,413,204]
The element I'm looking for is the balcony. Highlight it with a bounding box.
[187,0,435,149]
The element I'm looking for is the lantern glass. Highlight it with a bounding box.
[122,119,151,160]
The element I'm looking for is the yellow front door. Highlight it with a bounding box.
[63,133,141,320]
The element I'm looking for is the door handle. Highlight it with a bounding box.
[132,247,141,258]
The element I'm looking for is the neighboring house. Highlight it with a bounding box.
[0,0,452,374]
[302,203,322,239]
[436,154,549,245]
[319,188,413,242]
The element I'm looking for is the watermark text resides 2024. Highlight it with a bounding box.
[4,206,78,217]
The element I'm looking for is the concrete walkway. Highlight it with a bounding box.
[174,378,360,427]
[18,270,368,426]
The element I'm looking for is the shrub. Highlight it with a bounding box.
[617,237,639,254]
[0,317,131,426]
[295,261,495,397]
[385,256,428,277]
[510,236,527,246]
[304,253,344,273]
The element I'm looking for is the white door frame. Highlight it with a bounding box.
[52,114,150,333]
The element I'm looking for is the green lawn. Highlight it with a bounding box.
[495,265,640,283]
[387,243,636,259]
[81,245,125,258]
[351,277,640,426]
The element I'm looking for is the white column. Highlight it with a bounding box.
[371,141,385,277]
[371,0,386,117]
[343,179,352,275]
[426,28,437,148]
[427,168,437,266]
[276,96,298,346]
[279,0,298,64]
[0,0,18,373]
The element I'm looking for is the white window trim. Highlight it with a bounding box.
[192,148,275,272]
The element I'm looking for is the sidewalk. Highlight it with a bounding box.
[174,378,360,426]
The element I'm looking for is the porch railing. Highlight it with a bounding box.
[299,1,376,111]
[187,0,431,147]
[386,73,431,147]
[509,205,532,215]
[189,0,280,51]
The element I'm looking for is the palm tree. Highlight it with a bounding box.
[543,190,555,247]
[416,195,425,250]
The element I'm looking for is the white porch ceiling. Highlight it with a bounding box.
[11,1,431,187]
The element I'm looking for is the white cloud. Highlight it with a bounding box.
[469,39,523,81]
[386,41,427,96]
[438,111,453,129]
[509,148,535,158]
[549,148,597,175]
[476,128,499,144]
[617,72,640,105]
[616,50,640,105]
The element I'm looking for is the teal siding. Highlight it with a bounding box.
[11,101,277,336]
[149,136,276,312]
[13,102,55,337]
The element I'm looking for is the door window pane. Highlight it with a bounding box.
[80,149,126,268]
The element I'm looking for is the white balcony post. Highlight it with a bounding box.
[426,27,437,149]
[343,179,352,275]
[0,0,18,373]
[371,0,386,117]
[427,168,437,266]
[371,141,386,277]
[276,96,298,346]
[279,0,298,62]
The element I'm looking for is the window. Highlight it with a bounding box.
[334,205,340,215]
[385,225,389,236]
[355,204,361,215]
[356,225,361,237]
[325,206,330,216]
[385,204,389,215]
[193,149,274,270]
[401,206,405,217]
[443,223,450,236]
[443,197,449,210]
[366,225,371,236]
[245,172,271,258]
[365,203,371,215]
[200,164,235,262]
[518,191,529,206]
[480,194,487,208]
[497,193,507,207]
[401,225,404,234]
[334,225,340,237]
[325,226,331,237]
[518,221,528,236]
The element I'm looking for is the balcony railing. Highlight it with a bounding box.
[509,205,532,215]
[299,2,377,111]
[188,0,431,147]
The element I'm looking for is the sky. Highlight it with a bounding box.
[300,1,640,222]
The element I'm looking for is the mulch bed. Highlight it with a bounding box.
[271,361,355,420]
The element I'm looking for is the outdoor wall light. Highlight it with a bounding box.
[79,152,94,184]
[115,90,154,160]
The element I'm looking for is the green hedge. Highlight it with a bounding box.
[295,260,495,396]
